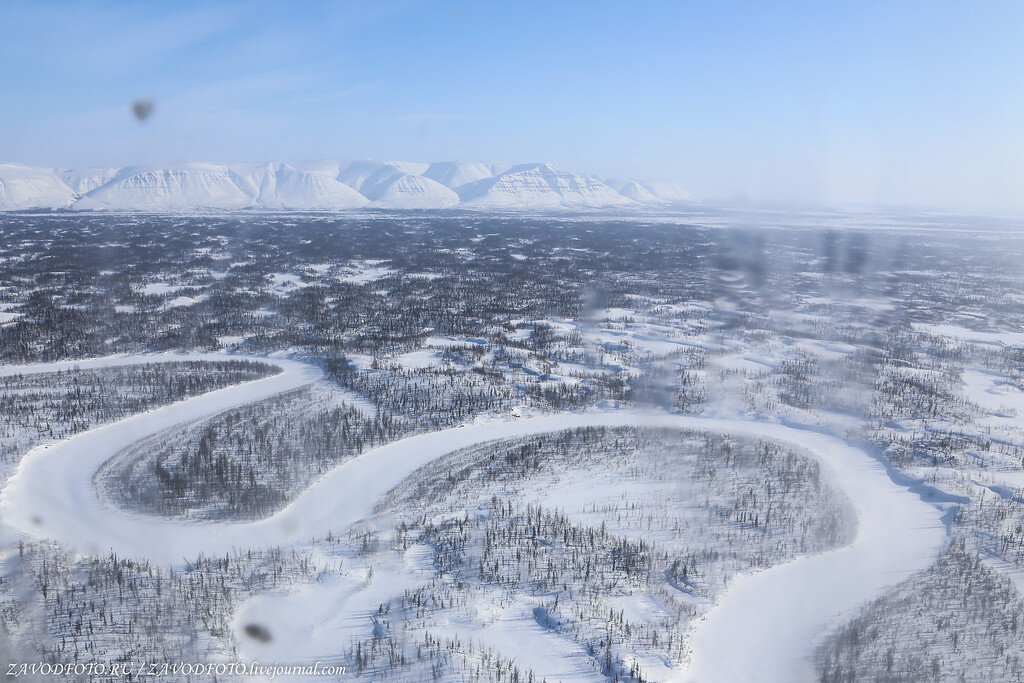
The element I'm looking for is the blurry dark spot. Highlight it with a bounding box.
[243,623,272,643]
[132,99,154,122]
[30,515,42,527]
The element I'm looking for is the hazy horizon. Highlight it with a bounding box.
[2,1,1022,213]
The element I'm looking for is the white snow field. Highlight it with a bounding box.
[0,356,947,681]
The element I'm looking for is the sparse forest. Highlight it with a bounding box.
[1,213,1024,680]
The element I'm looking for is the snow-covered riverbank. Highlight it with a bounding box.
[0,355,948,681]
[0,353,322,560]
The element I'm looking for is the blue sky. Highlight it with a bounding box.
[2,1,1022,211]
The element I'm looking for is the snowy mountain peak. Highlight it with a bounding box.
[0,160,693,211]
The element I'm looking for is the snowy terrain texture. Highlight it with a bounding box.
[0,160,692,211]
[6,214,1024,681]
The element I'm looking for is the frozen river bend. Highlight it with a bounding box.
[0,355,947,681]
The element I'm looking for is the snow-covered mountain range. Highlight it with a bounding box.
[0,160,691,211]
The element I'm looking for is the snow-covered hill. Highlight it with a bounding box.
[605,178,693,203]
[370,174,460,209]
[0,164,78,210]
[247,163,369,210]
[73,163,255,211]
[0,160,693,211]
[459,163,636,209]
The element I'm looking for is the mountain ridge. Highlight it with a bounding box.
[0,160,693,211]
